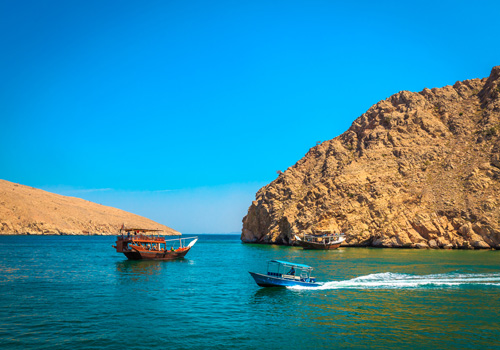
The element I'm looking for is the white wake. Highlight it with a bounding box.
[289,272,500,290]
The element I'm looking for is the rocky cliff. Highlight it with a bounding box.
[0,179,179,235]
[242,66,500,249]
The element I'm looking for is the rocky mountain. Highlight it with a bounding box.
[242,66,500,249]
[0,179,179,235]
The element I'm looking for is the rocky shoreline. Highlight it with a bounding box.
[242,66,500,250]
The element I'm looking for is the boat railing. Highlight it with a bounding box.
[117,235,199,243]
[163,236,198,243]
[304,233,345,243]
[117,234,165,242]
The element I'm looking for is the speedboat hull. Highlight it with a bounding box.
[249,272,320,288]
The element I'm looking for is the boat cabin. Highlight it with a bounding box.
[266,260,316,283]
[303,232,345,244]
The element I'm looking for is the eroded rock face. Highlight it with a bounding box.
[242,66,500,249]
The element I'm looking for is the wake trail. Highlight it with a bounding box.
[289,272,500,290]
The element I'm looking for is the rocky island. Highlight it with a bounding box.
[0,179,178,235]
[242,66,500,249]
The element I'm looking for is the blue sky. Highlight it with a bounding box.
[1,0,499,233]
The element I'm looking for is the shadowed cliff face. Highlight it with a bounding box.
[242,66,500,249]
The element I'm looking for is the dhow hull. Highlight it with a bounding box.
[124,249,190,260]
[296,241,342,250]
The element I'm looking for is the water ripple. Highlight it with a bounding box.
[0,235,499,350]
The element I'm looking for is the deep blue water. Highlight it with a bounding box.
[0,234,499,350]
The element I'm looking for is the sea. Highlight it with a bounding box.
[0,234,499,350]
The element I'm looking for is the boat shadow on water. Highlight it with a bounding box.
[250,287,290,304]
[115,258,191,279]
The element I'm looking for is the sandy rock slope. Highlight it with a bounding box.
[0,180,179,235]
[242,66,500,249]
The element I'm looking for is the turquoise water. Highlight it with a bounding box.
[0,235,499,350]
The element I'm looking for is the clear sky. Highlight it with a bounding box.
[1,0,499,233]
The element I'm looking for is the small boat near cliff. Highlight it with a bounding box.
[113,228,197,260]
[294,231,345,250]
[249,260,320,287]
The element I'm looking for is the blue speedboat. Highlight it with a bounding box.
[249,260,321,287]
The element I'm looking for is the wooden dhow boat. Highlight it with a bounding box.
[294,231,345,250]
[113,227,198,260]
[249,260,320,288]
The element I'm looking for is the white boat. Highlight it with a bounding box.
[294,231,345,250]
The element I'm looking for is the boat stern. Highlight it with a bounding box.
[114,238,125,252]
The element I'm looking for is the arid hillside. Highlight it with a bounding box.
[0,180,179,235]
[242,66,500,249]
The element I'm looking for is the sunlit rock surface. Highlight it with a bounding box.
[242,66,500,249]
[0,179,179,235]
